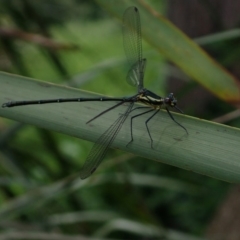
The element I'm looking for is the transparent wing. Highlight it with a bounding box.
[126,58,147,88]
[80,102,134,179]
[123,6,145,91]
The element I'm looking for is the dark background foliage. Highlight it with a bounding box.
[0,0,239,239]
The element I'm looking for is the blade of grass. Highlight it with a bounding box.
[1,72,240,183]
[0,171,200,219]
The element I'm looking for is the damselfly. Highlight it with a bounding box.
[2,7,187,179]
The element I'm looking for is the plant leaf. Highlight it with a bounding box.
[1,72,240,183]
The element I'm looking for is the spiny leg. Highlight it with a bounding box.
[127,107,154,147]
[145,109,160,149]
[86,94,138,124]
[86,100,126,124]
[166,107,188,134]
[128,106,150,146]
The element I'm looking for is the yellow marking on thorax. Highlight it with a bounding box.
[138,95,164,109]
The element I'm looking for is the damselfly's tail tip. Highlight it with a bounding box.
[2,102,16,108]
[2,102,9,108]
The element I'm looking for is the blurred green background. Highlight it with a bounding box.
[0,0,240,239]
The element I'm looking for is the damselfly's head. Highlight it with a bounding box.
[165,93,177,107]
[165,93,184,113]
